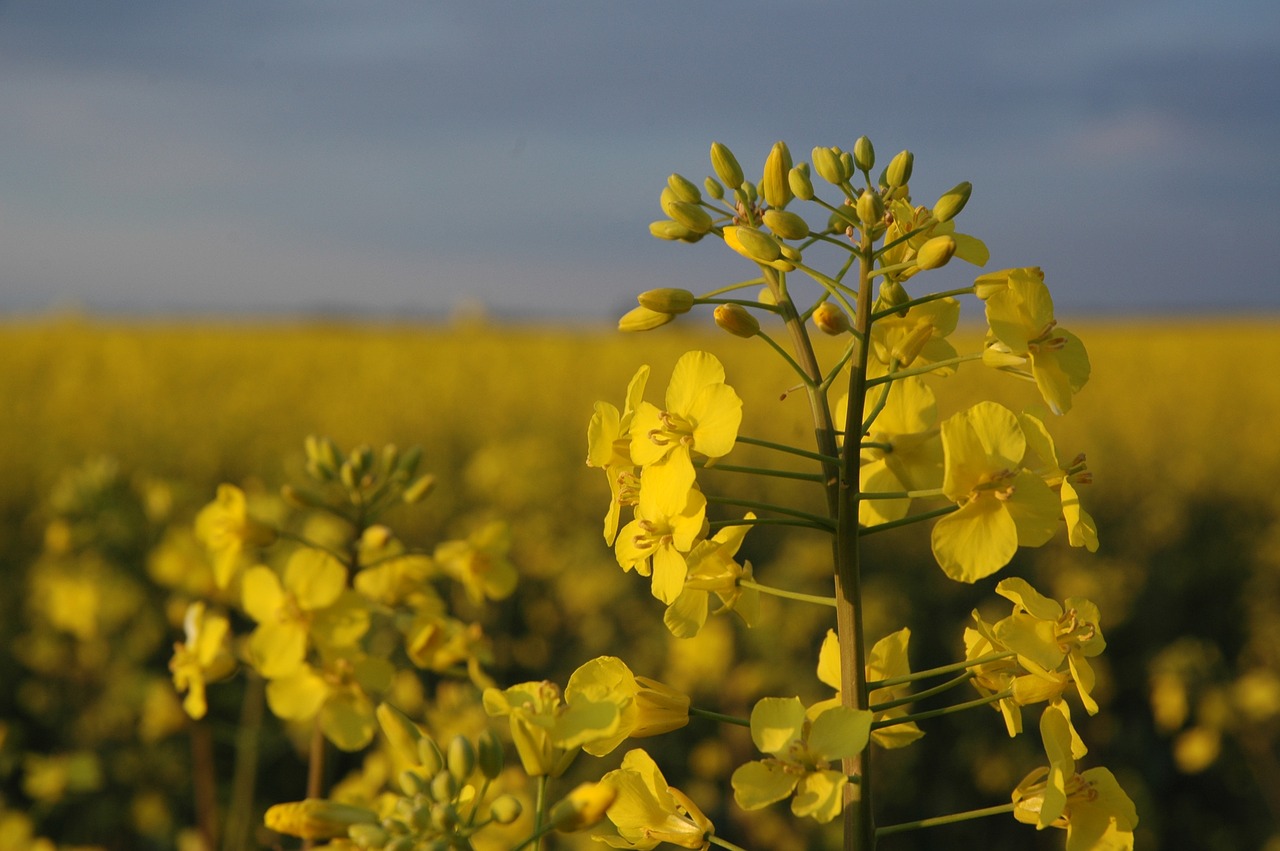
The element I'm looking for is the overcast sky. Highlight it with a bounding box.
[1,0,1277,319]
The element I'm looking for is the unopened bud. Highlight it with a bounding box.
[649,219,703,242]
[618,305,675,332]
[396,444,423,477]
[724,225,782,263]
[878,279,911,315]
[763,208,810,241]
[853,136,875,173]
[637,287,695,314]
[477,729,504,780]
[885,150,914,187]
[401,474,435,504]
[446,735,476,782]
[856,190,885,228]
[418,735,444,776]
[932,181,972,223]
[666,201,713,234]
[429,769,458,802]
[281,484,323,510]
[380,443,399,477]
[710,141,744,189]
[761,141,793,209]
[813,302,851,335]
[829,204,859,232]
[811,146,845,185]
[489,794,523,825]
[714,304,759,338]
[788,164,814,201]
[348,823,390,848]
[704,176,724,200]
[550,782,618,832]
[398,769,428,796]
[667,173,701,204]
[376,703,425,765]
[916,235,957,270]
[263,799,378,840]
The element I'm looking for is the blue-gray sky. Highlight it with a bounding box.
[2,0,1277,319]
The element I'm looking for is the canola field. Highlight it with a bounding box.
[2,315,1279,850]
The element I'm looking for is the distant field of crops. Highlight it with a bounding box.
[2,314,1279,850]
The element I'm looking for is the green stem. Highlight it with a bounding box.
[700,277,766,299]
[870,688,1013,730]
[869,672,974,712]
[860,504,958,536]
[708,516,833,533]
[869,649,1016,689]
[703,462,825,483]
[697,296,783,313]
[872,224,933,261]
[819,337,860,394]
[690,706,751,728]
[865,352,983,386]
[875,803,1016,837]
[222,673,264,851]
[736,434,840,464]
[709,836,753,851]
[857,487,945,501]
[706,494,833,525]
[792,261,859,319]
[739,578,837,608]
[757,328,816,385]
[870,286,975,321]
[533,774,549,851]
[860,373,894,435]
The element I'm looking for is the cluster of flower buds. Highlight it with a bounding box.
[287,436,435,513]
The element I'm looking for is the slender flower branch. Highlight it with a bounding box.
[690,706,751,728]
[735,435,841,465]
[869,671,974,713]
[738,578,837,608]
[819,338,860,394]
[875,803,1016,837]
[865,352,983,386]
[707,494,832,525]
[700,277,767,299]
[869,649,1016,689]
[698,297,783,313]
[870,688,1014,730]
[860,504,958,536]
[870,286,975,321]
[708,516,834,533]
[857,487,945,502]
[701,462,825,483]
[756,328,818,386]
[709,836,753,851]
[860,371,894,435]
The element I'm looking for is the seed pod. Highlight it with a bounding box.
[667,173,702,204]
[714,304,760,338]
[761,141,793,209]
[618,305,675,332]
[932,181,972,223]
[853,136,875,173]
[666,200,713,234]
[885,150,914,187]
[916,234,957,270]
[710,141,744,189]
[763,208,810,241]
[811,146,844,185]
[788,164,814,201]
[637,288,695,314]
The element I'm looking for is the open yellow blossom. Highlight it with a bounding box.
[596,748,714,850]
[614,467,706,605]
[564,656,689,756]
[814,628,924,749]
[482,680,620,777]
[194,484,275,588]
[434,520,517,604]
[1018,412,1099,552]
[731,697,872,823]
[931,402,1060,582]
[851,377,944,527]
[663,516,758,638]
[265,648,394,752]
[588,365,651,544]
[169,602,236,719]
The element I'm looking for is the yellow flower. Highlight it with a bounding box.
[663,515,757,638]
[596,749,714,849]
[980,268,1090,415]
[588,365,651,544]
[814,628,925,749]
[265,649,394,752]
[629,351,742,485]
[434,520,518,604]
[194,484,275,588]
[482,680,620,777]
[850,377,944,527]
[550,781,618,832]
[169,602,236,719]
[263,798,377,840]
[731,697,872,823]
[930,402,1060,582]
[564,657,689,756]
[1018,412,1099,552]
[353,525,441,608]
[614,467,706,605]
[869,295,961,373]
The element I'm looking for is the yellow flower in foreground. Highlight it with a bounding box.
[169,602,236,719]
[482,680,620,777]
[266,649,394,752]
[565,656,689,756]
[731,697,872,823]
[629,351,743,483]
[194,484,275,588]
[588,365,651,544]
[1018,412,1098,552]
[550,781,618,832]
[596,749,714,850]
[614,468,706,605]
[815,628,924,749]
[663,516,758,638]
[931,402,1060,582]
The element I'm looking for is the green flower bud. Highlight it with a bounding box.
[549,782,617,832]
[339,460,358,491]
[376,703,425,765]
[726,225,782,263]
[351,445,374,477]
[932,181,972,223]
[398,768,428,797]
[840,150,855,182]
[916,234,957,270]
[429,769,458,802]
[885,150,914,187]
[829,204,859,232]
[761,141,793,209]
[395,444,423,477]
[649,219,703,242]
[856,190,885,228]
[813,302,851,335]
[637,287,695,314]
[788,164,814,201]
[379,443,399,477]
[853,136,875,173]
[714,304,760,338]
[811,146,844,185]
[763,208,810,241]
[618,305,675,332]
[667,173,701,204]
[348,823,390,849]
[489,794,523,825]
[878,278,911,316]
[429,802,458,833]
[477,729,504,780]
[710,141,744,189]
[446,735,475,782]
[417,735,444,776]
[666,200,713,234]
[704,176,724,200]
[401,473,435,504]
[385,837,415,851]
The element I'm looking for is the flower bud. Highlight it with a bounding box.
[395,444,423,477]
[429,769,458,802]
[550,782,618,832]
[724,225,782,263]
[885,150,914,187]
[376,702,425,765]
[348,823,390,848]
[489,794,523,825]
[853,136,875,173]
[649,219,702,242]
[263,799,378,840]
[710,141,744,189]
[788,164,814,201]
[813,302,851,335]
[932,181,972,223]
[811,146,844,185]
[878,278,910,316]
[477,729,504,780]
[637,287,695,314]
[398,768,428,796]
[763,208,810,241]
[418,735,444,776]
[761,141,793,209]
[667,173,701,204]
[856,190,885,228]
[829,204,859,232]
[916,235,957,270]
[666,200,713,234]
[618,305,675,332]
[714,304,759,338]
[401,474,435,504]
[446,735,476,782]
[704,176,724,200]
